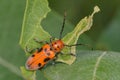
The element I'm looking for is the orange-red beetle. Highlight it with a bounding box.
[25,13,67,70]
[26,40,65,70]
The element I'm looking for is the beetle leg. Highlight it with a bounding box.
[33,38,48,44]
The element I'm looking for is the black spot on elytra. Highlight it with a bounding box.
[44,57,50,62]
[50,47,52,51]
[38,48,43,52]
[46,52,50,56]
[31,54,35,57]
[54,48,57,51]
[27,65,30,67]
[38,63,41,67]
[44,48,47,52]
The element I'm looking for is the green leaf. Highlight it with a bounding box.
[20,67,36,80]
[19,0,51,51]
[19,0,100,79]
[44,51,120,80]
[57,6,100,64]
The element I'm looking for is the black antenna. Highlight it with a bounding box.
[65,43,93,50]
[59,12,66,40]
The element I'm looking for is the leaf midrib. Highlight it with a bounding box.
[92,51,107,80]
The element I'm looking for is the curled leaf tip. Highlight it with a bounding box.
[91,6,100,17]
[94,6,100,13]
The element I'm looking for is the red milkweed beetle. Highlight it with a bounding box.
[25,12,91,70]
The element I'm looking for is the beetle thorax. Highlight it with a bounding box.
[51,40,64,53]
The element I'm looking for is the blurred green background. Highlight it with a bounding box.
[0,0,120,80]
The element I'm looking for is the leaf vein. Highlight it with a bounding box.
[92,51,107,80]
